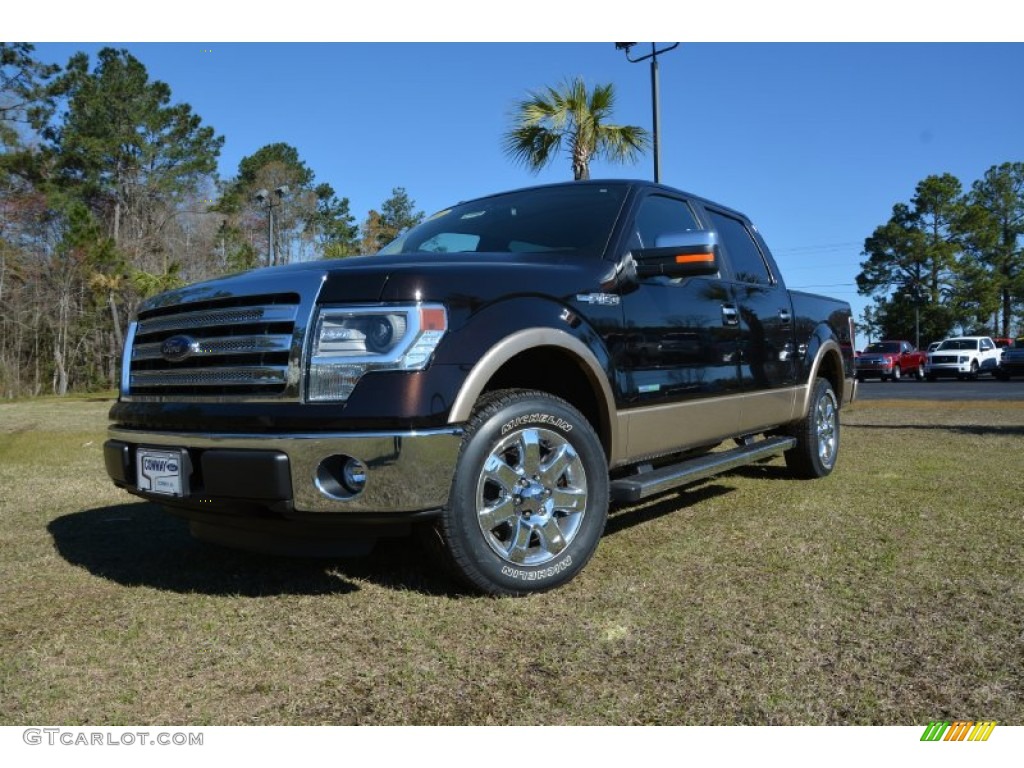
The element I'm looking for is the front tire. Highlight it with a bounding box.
[891,365,901,381]
[785,377,840,479]
[434,390,609,596]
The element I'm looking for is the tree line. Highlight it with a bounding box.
[1,47,656,400]
[857,166,1024,346]
[9,42,1016,397]
[0,44,423,398]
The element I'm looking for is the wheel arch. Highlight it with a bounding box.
[447,328,619,462]
[798,340,846,417]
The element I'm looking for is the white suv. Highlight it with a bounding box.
[925,336,1002,380]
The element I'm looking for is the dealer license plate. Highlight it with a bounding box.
[136,448,188,497]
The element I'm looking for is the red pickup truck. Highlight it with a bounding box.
[855,340,927,382]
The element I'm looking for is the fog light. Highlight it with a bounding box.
[315,455,369,500]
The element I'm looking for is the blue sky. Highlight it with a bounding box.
[25,28,1024,349]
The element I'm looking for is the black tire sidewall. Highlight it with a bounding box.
[442,392,608,595]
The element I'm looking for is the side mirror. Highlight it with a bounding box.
[634,230,720,278]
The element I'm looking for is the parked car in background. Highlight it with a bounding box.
[995,338,1024,380]
[925,336,1002,380]
[992,337,1013,350]
[855,340,926,381]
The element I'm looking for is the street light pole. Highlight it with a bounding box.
[615,42,679,184]
[254,185,290,267]
[267,198,275,266]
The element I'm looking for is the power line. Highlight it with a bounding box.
[790,283,858,289]
[773,241,863,254]
[779,262,863,272]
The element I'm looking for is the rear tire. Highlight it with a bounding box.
[432,389,609,596]
[784,377,839,479]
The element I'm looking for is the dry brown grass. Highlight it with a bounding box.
[1,396,1021,725]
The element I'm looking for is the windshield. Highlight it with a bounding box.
[378,183,629,257]
[865,342,900,354]
[937,339,978,351]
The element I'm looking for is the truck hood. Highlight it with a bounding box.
[140,251,614,313]
[319,251,615,305]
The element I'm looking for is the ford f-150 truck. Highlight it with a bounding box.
[925,335,1002,380]
[855,340,926,381]
[104,180,857,595]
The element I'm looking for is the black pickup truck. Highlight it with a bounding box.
[104,180,856,595]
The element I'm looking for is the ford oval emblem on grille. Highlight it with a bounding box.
[161,335,199,363]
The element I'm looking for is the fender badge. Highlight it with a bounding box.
[576,293,620,306]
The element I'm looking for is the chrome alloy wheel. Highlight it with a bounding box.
[475,426,588,566]
[815,389,839,469]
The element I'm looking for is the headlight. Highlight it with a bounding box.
[959,356,968,364]
[307,304,447,402]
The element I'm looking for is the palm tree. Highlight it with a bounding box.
[502,77,650,181]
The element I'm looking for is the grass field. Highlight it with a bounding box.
[1,395,1021,725]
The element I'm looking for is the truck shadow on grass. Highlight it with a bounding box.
[843,423,1024,437]
[54,485,744,597]
[48,502,463,598]
[722,464,795,481]
[605,482,735,536]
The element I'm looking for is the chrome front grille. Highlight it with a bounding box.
[135,305,299,335]
[930,355,958,365]
[132,334,294,361]
[127,292,303,400]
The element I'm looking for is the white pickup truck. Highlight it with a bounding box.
[925,336,1002,380]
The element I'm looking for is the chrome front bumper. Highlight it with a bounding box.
[106,426,463,514]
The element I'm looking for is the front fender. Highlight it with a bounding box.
[440,298,620,459]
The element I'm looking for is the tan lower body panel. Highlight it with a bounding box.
[613,386,803,467]
[737,387,801,435]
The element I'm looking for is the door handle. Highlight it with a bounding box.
[778,309,792,325]
[722,304,739,326]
